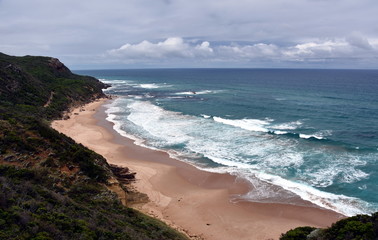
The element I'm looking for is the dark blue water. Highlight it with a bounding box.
[76,68,378,216]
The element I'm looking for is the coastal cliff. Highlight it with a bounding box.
[0,53,188,240]
[0,52,108,119]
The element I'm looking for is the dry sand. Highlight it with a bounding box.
[51,98,344,240]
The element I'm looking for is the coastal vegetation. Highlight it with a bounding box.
[0,53,188,240]
[280,213,378,240]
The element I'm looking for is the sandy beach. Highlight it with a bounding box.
[52,98,344,240]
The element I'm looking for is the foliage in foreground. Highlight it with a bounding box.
[0,165,187,240]
[280,213,378,240]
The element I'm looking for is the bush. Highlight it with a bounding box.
[323,216,375,240]
[280,226,316,240]
[72,149,109,182]
[281,214,378,240]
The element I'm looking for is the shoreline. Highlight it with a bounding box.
[52,98,344,240]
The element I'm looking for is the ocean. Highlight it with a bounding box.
[75,68,378,216]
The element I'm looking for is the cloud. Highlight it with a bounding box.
[346,33,373,50]
[107,37,213,59]
[282,40,349,59]
[106,37,378,67]
[218,43,279,59]
[283,38,378,61]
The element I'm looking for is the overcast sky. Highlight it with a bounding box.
[1,0,378,69]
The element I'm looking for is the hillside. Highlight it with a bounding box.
[0,52,108,119]
[0,53,188,240]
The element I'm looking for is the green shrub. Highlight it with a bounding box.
[280,226,316,240]
[0,165,35,180]
[281,214,378,240]
[72,149,109,182]
[323,216,375,240]
[30,232,53,240]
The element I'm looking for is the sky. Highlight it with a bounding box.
[1,0,378,69]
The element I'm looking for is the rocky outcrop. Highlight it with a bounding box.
[109,164,136,183]
[48,57,69,72]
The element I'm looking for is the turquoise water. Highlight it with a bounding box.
[76,69,378,216]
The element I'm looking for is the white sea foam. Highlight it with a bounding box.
[266,152,304,168]
[271,121,303,130]
[273,130,288,135]
[244,171,371,216]
[341,169,369,183]
[203,154,258,170]
[175,90,222,95]
[104,100,152,148]
[196,150,372,216]
[176,91,197,95]
[201,114,211,119]
[303,153,368,188]
[213,117,332,141]
[298,130,332,140]
[99,79,133,84]
[185,148,372,216]
[103,98,374,216]
[137,83,172,89]
[105,101,138,140]
[213,117,271,133]
[358,185,367,190]
[138,83,161,89]
[299,134,324,140]
[196,90,216,94]
[125,100,195,146]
